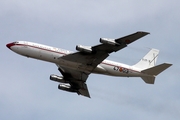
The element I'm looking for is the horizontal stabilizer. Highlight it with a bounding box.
[141,63,172,84]
[141,76,155,84]
[141,63,172,76]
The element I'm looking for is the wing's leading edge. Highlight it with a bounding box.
[93,31,149,53]
[61,31,149,72]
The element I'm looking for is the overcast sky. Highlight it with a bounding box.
[1,0,180,120]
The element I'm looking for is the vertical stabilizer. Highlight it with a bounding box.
[133,49,159,70]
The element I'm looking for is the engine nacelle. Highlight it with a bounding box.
[58,83,76,93]
[50,74,68,83]
[76,45,92,53]
[100,38,119,45]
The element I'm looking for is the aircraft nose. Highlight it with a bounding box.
[6,43,15,49]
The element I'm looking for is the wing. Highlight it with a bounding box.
[57,65,91,98]
[56,31,149,98]
[93,31,149,53]
[61,31,149,72]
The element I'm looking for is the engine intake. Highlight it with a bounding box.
[100,38,119,45]
[50,74,68,83]
[76,45,92,53]
[58,83,76,93]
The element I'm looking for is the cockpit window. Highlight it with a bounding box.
[13,41,19,44]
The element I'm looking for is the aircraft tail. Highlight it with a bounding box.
[133,49,159,70]
[141,63,172,84]
[133,49,172,84]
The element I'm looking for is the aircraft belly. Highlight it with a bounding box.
[11,46,39,58]
[26,48,53,62]
[39,50,58,63]
[57,58,89,72]
[12,45,60,63]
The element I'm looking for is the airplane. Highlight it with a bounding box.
[6,31,172,98]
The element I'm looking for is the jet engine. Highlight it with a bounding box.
[100,38,119,45]
[76,45,92,53]
[50,74,68,83]
[58,83,77,93]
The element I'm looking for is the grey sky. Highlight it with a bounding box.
[1,0,180,120]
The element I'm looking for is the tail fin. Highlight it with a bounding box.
[133,49,159,70]
[141,63,172,84]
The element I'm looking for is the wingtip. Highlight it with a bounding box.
[137,31,150,35]
[164,63,173,67]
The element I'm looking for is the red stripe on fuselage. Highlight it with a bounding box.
[12,43,140,73]
[15,43,66,55]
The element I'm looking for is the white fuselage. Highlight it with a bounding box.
[7,41,147,78]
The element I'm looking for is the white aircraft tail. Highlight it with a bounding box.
[133,49,159,70]
[133,49,172,84]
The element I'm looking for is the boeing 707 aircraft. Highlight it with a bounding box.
[6,31,172,98]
